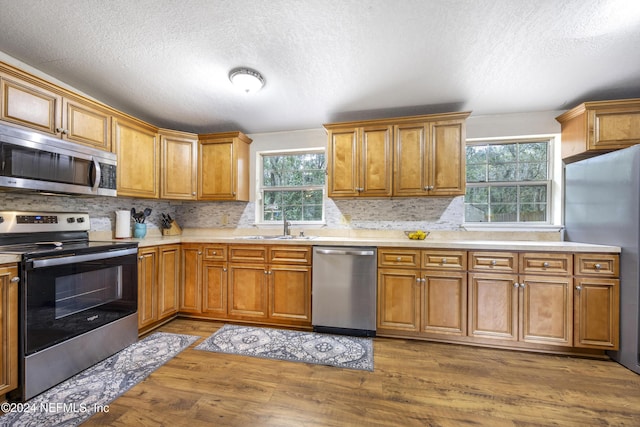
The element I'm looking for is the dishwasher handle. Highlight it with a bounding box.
[315,248,375,256]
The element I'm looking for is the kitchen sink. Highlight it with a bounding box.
[234,235,317,240]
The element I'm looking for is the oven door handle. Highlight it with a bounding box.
[30,248,138,269]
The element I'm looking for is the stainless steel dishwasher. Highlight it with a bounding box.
[312,246,377,337]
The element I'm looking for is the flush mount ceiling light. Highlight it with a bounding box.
[229,67,265,93]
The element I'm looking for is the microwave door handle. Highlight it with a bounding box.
[90,157,101,192]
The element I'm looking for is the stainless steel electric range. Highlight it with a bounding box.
[0,211,138,401]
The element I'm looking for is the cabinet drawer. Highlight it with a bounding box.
[378,249,420,268]
[203,245,227,261]
[575,253,619,277]
[229,245,267,263]
[519,253,572,276]
[422,250,467,270]
[269,246,311,265]
[469,251,517,273]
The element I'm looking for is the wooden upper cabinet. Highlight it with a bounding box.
[557,98,640,163]
[326,125,393,197]
[0,68,111,150]
[394,118,466,196]
[198,132,252,201]
[0,73,61,135]
[62,97,111,150]
[113,115,160,198]
[160,129,198,200]
[325,112,469,198]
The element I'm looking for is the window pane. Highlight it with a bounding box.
[518,142,547,162]
[520,203,547,222]
[466,145,487,164]
[467,164,487,182]
[488,143,517,163]
[262,153,326,187]
[490,186,517,203]
[488,163,517,181]
[465,204,488,222]
[465,187,488,203]
[518,162,547,181]
[520,185,547,203]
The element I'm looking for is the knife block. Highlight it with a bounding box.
[161,220,182,236]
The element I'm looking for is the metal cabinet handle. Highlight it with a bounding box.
[441,258,448,264]
[491,260,497,266]
[424,186,434,191]
[139,256,144,260]
[594,263,602,271]
[520,283,526,288]
[223,268,227,272]
[396,257,402,261]
[543,262,549,268]
[514,282,520,288]
[10,276,19,283]
[576,285,582,291]
[212,251,217,255]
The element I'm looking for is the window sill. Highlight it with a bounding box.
[462,223,564,233]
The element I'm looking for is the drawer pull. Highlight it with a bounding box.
[594,263,602,271]
[490,260,497,266]
[10,276,19,283]
[576,285,582,291]
[542,262,549,268]
[513,282,520,288]
[441,258,448,264]
[396,257,402,261]
[212,251,217,255]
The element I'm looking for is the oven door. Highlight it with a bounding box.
[23,247,138,355]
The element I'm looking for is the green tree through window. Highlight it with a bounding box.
[465,139,550,223]
[259,150,325,222]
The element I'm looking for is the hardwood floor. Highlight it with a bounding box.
[84,318,640,426]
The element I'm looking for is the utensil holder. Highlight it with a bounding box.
[133,222,147,238]
[161,220,182,236]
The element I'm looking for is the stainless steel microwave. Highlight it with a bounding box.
[0,124,117,197]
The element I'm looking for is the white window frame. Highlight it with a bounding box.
[255,147,326,226]
[463,134,562,231]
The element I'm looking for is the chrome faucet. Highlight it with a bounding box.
[283,210,291,236]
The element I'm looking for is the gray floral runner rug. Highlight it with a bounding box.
[195,324,374,371]
[0,331,199,427]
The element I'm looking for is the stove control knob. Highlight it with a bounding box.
[77,217,85,223]
[67,217,76,223]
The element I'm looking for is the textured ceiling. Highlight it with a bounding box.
[1,0,639,134]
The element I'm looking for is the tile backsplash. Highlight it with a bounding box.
[0,192,464,233]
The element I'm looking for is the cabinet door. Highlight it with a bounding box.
[327,129,359,197]
[589,108,640,150]
[113,116,159,198]
[160,130,197,200]
[360,125,393,196]
[228,264,268,319]
[269,264,311,324]
[377,268,420,332]
[421,271,467,336]
[137,247,158,330]
[468,273,518,341]
[202,262,228,317]
[427,120,465,196]
[62,98,111,150]
[0,74,61,134]
[520,275,573,346]
[574,277,619,349]
[394,123,428,196]
[198,138,236,200]
[0,265,18,395]
[158,244,181,320]
[180,244,202,313]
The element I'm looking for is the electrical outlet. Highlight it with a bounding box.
[221,214,229,226]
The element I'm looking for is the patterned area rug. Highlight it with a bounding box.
[1,332,199,427]
[195,324,374,371]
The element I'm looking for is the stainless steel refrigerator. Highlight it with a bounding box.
[564,145,640,374]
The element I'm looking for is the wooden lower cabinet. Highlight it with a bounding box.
[201,261,228,316]
[468,273,573,346]
[180,244,203,314]
[377,249,467,337]
[0,264,19,396]
[138,244,181,332]
[227,245,311,326]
